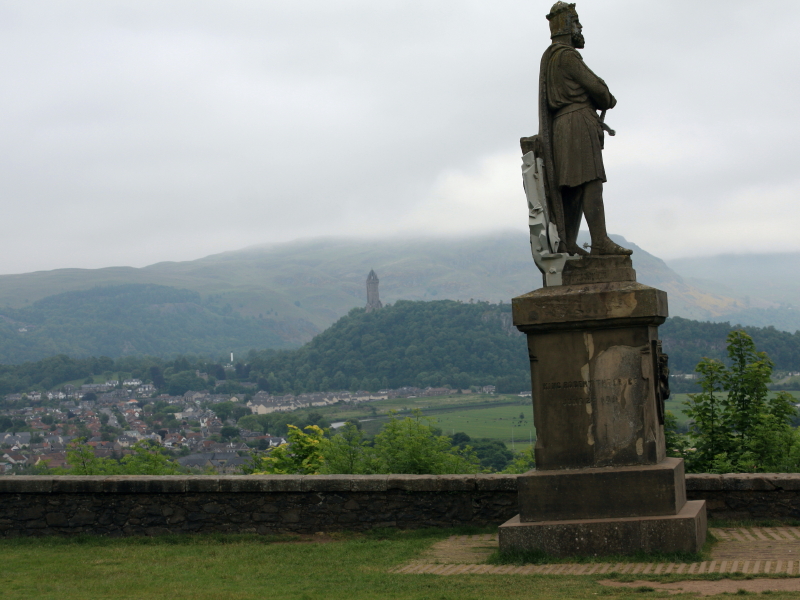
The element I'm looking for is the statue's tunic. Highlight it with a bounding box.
[545,44,615,189]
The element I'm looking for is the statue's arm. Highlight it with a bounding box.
[562,51,616,110]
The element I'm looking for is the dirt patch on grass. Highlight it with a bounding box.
[424,534,498,564]
[600,578,800,595]
[271,533,341,544]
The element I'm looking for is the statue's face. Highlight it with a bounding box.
[571,18,585,48]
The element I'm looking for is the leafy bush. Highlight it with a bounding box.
[53,438,182,475]
[667,330,799,473]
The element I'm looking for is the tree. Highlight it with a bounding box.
[119,440,182,475]
[247,425,326,475]
[220,425,239,441]
[61,438,115,475]
[678,330,798,473]
[682,357,727,472]
[319,422,376,474]
[372,411,479,474]
[501,446,536,474]
[150,366,166,390]
[166,371,207,396]
[56,438,182,475]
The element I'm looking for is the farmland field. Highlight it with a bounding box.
[284,389,800,445]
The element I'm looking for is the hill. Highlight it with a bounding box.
[3,302,800,397]
[0,284,309,363]
[660,317,800,374]
[0,232,756,360]
[667,252,800,331]
[247,300,529,394]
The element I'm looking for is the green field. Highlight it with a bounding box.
[289,394,534,445]
[0,529,746,600]
[427,403,534,448]
[304,389,800,444]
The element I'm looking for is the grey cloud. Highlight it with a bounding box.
[0,0,796,273]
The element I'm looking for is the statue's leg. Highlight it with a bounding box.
[561,185,588,255]
[583,180,632,256]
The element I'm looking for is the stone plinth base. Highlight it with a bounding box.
[519,458,686,522]
[561,255,636,286]
[499,500,707,557]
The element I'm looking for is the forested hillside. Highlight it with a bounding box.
[0,284,309,363]
[247,300,529,394]
[660,317,800,373]
[2,233,799,366]
[3,301,800,398]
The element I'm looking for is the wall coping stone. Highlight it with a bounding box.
[2,473,800,494]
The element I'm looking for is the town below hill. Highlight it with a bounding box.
[2,298,800,474]
[0,381,503,475]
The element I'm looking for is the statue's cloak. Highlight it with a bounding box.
[536,42,572,252]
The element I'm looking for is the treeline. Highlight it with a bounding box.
[244,414,533,475]
[660,317,800,373]
[0,284,305,364]
[4,302,800,400]
[246,300,530,394]
[0,354,253,401]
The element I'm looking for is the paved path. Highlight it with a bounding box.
[391,528,800,576]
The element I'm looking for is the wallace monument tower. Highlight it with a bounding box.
[498,2,707,556]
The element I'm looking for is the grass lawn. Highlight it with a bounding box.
[0,528,759,600]
[297,394,533,444]
[427,404,534,448]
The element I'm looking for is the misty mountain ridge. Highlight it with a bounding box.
[0,232,795,363]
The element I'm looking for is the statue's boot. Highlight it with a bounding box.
[565,243,589,256]
[590,238,633,256]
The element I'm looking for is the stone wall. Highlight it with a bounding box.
[687,473,800,521]
[0,474,518,537]
[1,473,798,537]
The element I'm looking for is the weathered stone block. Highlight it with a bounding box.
[387,475,440,491]
[103,476,186,494]
[475,474,518,491]
[518,458,686,522]
[217,477,269,493]
[438,475,476,491]
[499,500,706,557]
[69,509,96,527]
[0,477,52,493]
[184,477,221,493]
[349,475,388,492]
[763,475,800,491]
[512,282,668,471]
[20,506,45,520]
[686,474,723,491]
[51,476,106,493]
[722,474,776,491]
[513,281,668,332]
[561,255,636,286]
[45,512,68,527]
[254,475,303,492]
[301,475,352,492]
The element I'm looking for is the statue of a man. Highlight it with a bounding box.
[524,2,631,256]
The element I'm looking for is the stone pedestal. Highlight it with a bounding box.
[499,257,706,556]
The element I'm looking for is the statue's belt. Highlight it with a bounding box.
[553,102,596,119]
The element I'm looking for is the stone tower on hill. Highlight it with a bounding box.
[366,269,382,313]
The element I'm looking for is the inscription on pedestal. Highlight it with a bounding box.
[514,282,668,471]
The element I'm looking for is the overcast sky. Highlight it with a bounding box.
[0,0,797,274]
